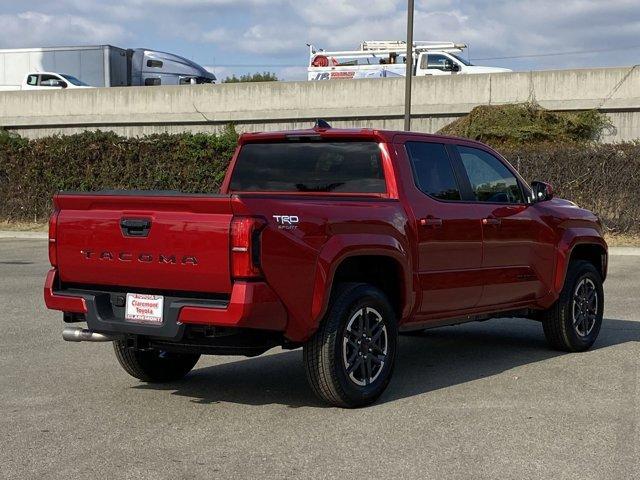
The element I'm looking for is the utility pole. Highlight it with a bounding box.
[403,0,415,131]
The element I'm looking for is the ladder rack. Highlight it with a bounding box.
[359,40,466,52]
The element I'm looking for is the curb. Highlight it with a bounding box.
[609,247,640,256]
[0,231,48,239]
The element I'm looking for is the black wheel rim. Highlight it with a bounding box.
[342,306,388,387]
[572,278,598,337]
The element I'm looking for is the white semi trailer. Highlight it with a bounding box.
[0,45,215,90]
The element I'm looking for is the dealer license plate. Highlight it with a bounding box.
[125,293,164,325]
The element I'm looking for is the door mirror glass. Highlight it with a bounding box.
[531,181,554,202]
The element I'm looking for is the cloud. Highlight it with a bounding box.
[209,0,640,70]
[129,0,282,7]
[201,28,228,43]
[0,11,128,48]
[3,1,638,76]
[291,0,402,27]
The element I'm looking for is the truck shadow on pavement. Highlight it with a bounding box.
[134,317,639,408]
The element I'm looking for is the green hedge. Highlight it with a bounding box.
[0,128,639,233]
[437,103,613,147]
[504,142,640,233]
[0,126,237,222]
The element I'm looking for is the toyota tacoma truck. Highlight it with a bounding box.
[44,122,607,407]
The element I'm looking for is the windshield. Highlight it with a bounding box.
[450,53,473,66]
[229,141,386,193]
[60,74,89,86]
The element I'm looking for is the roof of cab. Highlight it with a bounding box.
[238,127,478,146]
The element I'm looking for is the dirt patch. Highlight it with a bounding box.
[0,221,47,232]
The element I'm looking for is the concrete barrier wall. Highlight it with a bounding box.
[1,66,638,141]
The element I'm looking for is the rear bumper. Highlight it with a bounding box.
[44,268,287,340]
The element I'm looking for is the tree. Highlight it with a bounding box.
[222,72,279,83]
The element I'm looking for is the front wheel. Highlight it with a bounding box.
[542,260,604,352]
[113,341,200,383]
[303,283,398,408]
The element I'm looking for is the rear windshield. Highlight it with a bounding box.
[229,141,386,193]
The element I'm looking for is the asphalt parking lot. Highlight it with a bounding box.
[1,238,638,480]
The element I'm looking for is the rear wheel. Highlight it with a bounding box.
[113,340,200,383]
[542,260,604,352]
[303,283,398,408]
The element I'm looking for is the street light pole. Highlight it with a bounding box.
[403,0,415,131]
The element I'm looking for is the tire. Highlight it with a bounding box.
[542,260,604,352]
[303,283,398,408]
[113,340,200,383]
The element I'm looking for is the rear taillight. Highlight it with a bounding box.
[48,209,60,267]
[230,216,266,280]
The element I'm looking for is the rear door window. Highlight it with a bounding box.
[406,141,461,200]
[229,141,386,193]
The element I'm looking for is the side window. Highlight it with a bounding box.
[457,146,524,203]
[147,59,163,68]
[40,75,58,87]
[27,74,38,86]
[144,78,161,86]
[39,74,63,87]
[426,54,449,70]
[406,142,461,201]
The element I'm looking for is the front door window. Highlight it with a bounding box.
[458,146,524,204]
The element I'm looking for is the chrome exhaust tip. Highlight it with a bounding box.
[62,327,115,342]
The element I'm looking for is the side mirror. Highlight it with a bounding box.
[531,181,553,202]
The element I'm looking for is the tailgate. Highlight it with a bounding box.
[53,193,233,294]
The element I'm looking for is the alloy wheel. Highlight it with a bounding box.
[572,278,598,337]
[342,306,388,386]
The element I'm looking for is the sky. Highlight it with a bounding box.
[0,0,639,81]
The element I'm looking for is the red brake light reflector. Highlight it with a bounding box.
[230,216,266,279]
[48,209,60,267]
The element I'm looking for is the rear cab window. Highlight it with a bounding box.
[229,141,386,193]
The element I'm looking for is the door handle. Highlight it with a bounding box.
[420,217,443,228]
[482,217,501,226]
[120,218,152,237]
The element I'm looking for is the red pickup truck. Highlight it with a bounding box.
[44,123,607,407]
